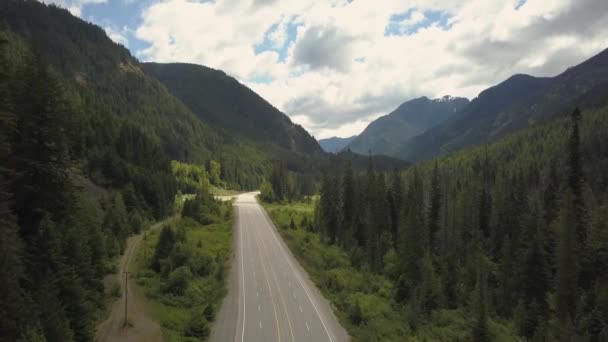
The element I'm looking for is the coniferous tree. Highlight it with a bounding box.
[12,53,74,241]
[472,262,490,342]
[340,159,355,246]
[388,168,402,246]
[520,225,550,337]
[320,171,339,244]
[397,171,425,303]
[152,225,176,272]
[555,191,579,340]
[428,162,441,253]
[0,34,29,341]
[568,108,586,249]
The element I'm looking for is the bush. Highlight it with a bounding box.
[181,192,221,224]
[184,311,209,338]
[204,304,215,322]
[163,266,193,296]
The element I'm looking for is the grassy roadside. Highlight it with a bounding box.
[260,199,517,341]
[134,200,233,341]
[209,185,244,197]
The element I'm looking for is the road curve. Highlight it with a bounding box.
[211,192,349,342]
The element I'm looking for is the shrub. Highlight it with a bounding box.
[163,266,193,296]
[184,311,209,338]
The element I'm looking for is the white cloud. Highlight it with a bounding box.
[132,0,608,138]
[41,0,107,17]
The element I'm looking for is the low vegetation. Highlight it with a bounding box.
[135,194,233,341]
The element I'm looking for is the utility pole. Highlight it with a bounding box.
[123,271,129,327]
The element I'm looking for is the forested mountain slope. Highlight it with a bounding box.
[311,102,608,340]
[0,0,277,190]
[401,47,608,161]
[142,62,322,155]
[347,96,469,156]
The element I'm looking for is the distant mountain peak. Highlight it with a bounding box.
[345,95,469,156]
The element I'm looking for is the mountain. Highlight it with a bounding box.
[346,96,469,156]
[142,63,322,155]
[400,47,608,161]
[318,135,357,153]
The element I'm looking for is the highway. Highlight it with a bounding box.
[211,193,349,342]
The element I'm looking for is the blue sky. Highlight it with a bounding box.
[80,0,151,56]
[44,0,608,138]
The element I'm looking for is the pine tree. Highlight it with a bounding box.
[568,108,586,248]
[152,225,176,272]
[11,53,74,242]
[0,34,29,341]
[369,173,391,272]
[497,235,515,317]
[340,159,355,246]
[103,192,130,251]
[472,262,490,342]
[428,162,441,253]
[397,171,425,302]
[320,171,339,244]
[388,168,402,246]
[555,191,579,339]
[520,224,550,337]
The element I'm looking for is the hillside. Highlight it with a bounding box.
[142,62,323,155]
[304,101,608,340]
[318,135,357,153]
[346,96,469,156]
[400,48,608,161]
[0,0,281,189]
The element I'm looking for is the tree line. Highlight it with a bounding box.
[313,107,608,340]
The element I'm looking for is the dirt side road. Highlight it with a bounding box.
[95,217,177,342]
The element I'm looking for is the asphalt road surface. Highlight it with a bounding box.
[211,193,349,342]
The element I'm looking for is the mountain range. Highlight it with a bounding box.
[338,47,608,162]
[345,95,469,156]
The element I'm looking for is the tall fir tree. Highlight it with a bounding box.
[555,191,579,340]
[472,260,490,342]
[428,162,441,253]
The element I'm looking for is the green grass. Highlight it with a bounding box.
[209,185,244,196]
[135,205,233,341]
[261,199,518,341]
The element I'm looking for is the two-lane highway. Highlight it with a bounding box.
[211,193,349,342]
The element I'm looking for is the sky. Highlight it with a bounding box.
[42,0,608,139]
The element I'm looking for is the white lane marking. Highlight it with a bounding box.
[299,305,303,313]
[257,291,259,297]
[258,204,335,342]
[259,321,262,329]
[306,321,310,332]
[251,218,282,342]
[255,228,296,342]
[258,304,260,312]
[239,206,246,342]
